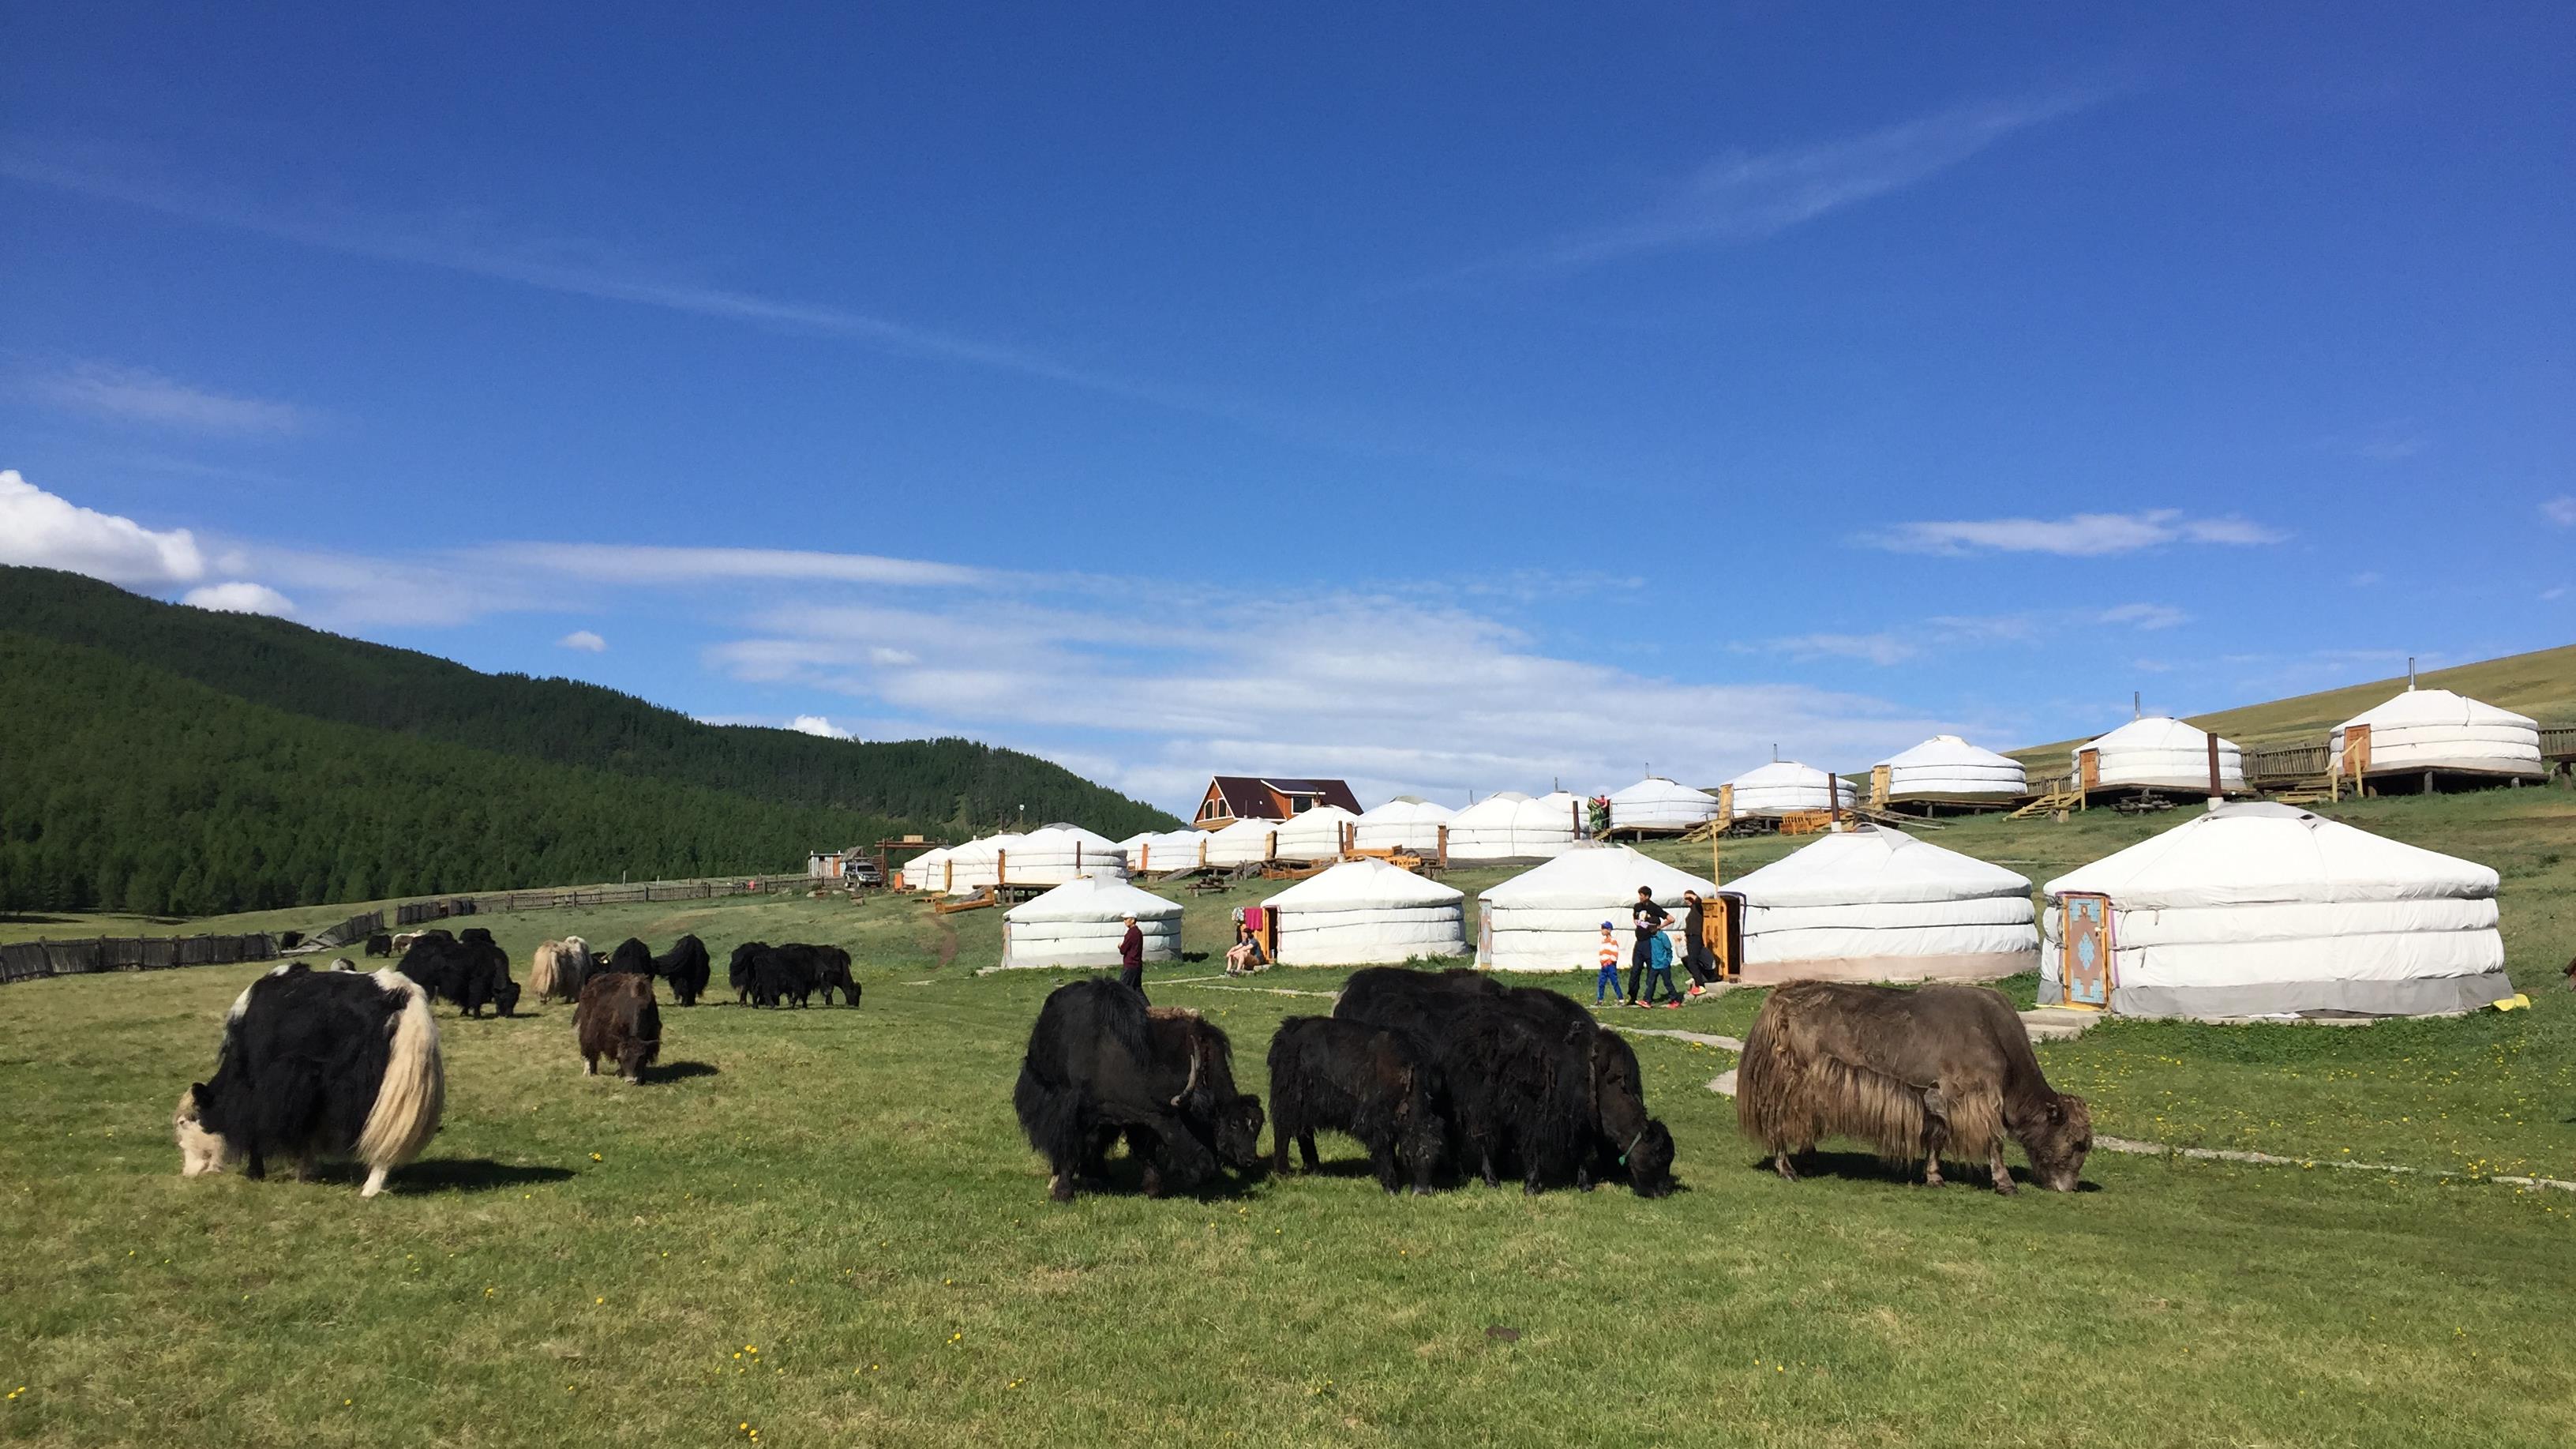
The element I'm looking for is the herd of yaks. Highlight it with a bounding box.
[173,929,2095,1202]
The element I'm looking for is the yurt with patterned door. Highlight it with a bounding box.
[2039,801,2509,1018]
[1000,878,1183,968]
[1476,843,1715,972]
[1607,777,1720,835]
[2328,688,2544,788]
[1720,824,2038,983]
[1267,859,1468,966]
[2075,718,2243,794]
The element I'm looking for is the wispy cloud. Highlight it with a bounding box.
[1860,509,2287,557]
[0,468,206,584]
[22,361,309,434]
[2349,571,2383,587]
[493,542,986,589]
[2541,496,2576,527]
[1745,632,1917,666]
[2096,602,2188,630]
[181,580,295,617]
[557,629,607,652]
[1452,89,2105,278]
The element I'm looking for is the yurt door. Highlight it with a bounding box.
[2059,895,2112,1009]
[2077,749,2101,791]
[1712,892,1745,982]
[1868,764,1892,810]
[2342,723,2372,780]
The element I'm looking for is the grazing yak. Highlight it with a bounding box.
[1266,1015,1441,1194]
[1335,968,1674,1197]
[174,962,445,1197]
[575,972,662,1084]
[598,937,658,979]
[396,929,521,1018]
[730,943,860,1008]
[1014,979,1264,1202]
[654,935,713,1007]
[1737,981,2092,1195]
[363,933,392,959]
[527,937,592,1004]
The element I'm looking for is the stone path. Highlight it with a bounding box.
[2094,1136,2576,1193]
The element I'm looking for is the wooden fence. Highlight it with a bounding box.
[0,933,285,986]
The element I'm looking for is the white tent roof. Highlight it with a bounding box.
[2336,687,2536,734]
[1880,735,2027,797]
[1359,798,1454,824]
[1449,791,1531,828]
[1724,760,1857,813]
[1727,824,2031,907]
[1267,858,1463,910]
[2045,801,2495,907]
[1512,791,1588,833]
[2078,717,2244,789]
[1273,804,1363,858]
[1607,777,1719,826]
[2329,688,2544,776]
[1123,830,1207,869]
[1004,876,1180,924]
[1023,823,1123,853]
[1480,843,1716,908]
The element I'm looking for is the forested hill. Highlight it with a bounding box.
[0,567,1179,839]
[0,633,912,916]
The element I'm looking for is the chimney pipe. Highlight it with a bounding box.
[2132,690,2141,720]
[2408,656,2417,689]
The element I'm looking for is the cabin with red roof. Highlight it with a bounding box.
[1194,775,1363,829]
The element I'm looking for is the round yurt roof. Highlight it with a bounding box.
[1026,823,1123,850]
[2334,687,2537,734]
[1209,816,1280,844]
[947,832,1026,862]
[1512,790,1588,826]
[2079,717,2238,758]
[1116,832,1156,853]
[1282,804,1362,830]
[2044,801,2495,907]
[1608,776,1718,808]
[1361,798,1455,823]
[1451,791,1532,824]
[1479,843,1716,908]
[1267,858,1463,910]
[1881,735,2021,771]
[1004,876,1181,924]
[1725,824,2031,907]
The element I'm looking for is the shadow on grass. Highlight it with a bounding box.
[1739,1149,2097,1194]
[387,1159,579,1195]
[642,1060,720,1085]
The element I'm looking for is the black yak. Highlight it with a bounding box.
[397,929,520,1018]
[1013,979,1264,1202]
[575,972,661,1084]
[1737,981,2091,1194]
[734,944,860,1008]
[654,934,712,1007]
[363,933,392,959]
[1265,1015,1441,1194]
[174,963,444,1197]
[598,937,657,978]
[728,940,767,1004]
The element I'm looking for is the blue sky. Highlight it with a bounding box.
[3,4,2570,812]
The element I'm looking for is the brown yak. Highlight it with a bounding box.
[1737,981,2090,1194]
[575,972,661,1085]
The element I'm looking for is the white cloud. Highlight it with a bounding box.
[787,715,857,740]
[24,361,309,434]
[1461,89,2106,276]
[180,580,295,616]
[1752,632,1917,666]
[2544,587,2567,602]
[558,629,607,652]
[0,468,206,583]
[493,542,986,588]
[2541,496,2576,527]
[1861,509,2287,557]
[2097,602,2188,630]
[2349,572,2383,587]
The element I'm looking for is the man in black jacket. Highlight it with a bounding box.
[1624,887,1670,1007]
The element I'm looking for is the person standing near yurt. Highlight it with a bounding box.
[1117,913,1146,999]
[1678,889,1718,998]
[1625,886,1670,1005]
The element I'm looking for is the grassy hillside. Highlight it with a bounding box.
[0,566,1179,838]
[0,632,908,917]
[2011,641,2576,767]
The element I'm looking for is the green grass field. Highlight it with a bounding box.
[4,788,2574,1446]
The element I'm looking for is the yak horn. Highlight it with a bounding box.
[1171,1038,1205,1108]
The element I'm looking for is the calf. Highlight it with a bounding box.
[1266,1016,1440,1194]
[174,963,444,1197]
[363,933,392,959]
[1737,981,2091,1194]
[575,972,661,1084]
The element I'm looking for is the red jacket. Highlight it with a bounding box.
[1119,922,1144,969]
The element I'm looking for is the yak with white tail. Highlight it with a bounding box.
[174,962,446,1197]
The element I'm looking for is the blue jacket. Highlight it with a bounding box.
[1647,929,1674,970]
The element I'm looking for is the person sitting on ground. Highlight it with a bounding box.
[1224,922,1269,975]
[1593,921,1623,1006]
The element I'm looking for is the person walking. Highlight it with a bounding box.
[1117,912,1146,1000]
[1625,886,1670,1006]
[1593,921,1623,1005]
[1644,923,1682,1008]
[1679,889,1720,998]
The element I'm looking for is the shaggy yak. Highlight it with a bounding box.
[363,933,392,959]
[575,971,662,1084]
[1335,968,1674,1196]
[1013,978,1264,1202]
[654,934,713,1007]
[174,963,445,1197]
[598,937,658,979]
[396,929,521,1019]
[527,937,592,1004]
[730,944,861,1008]
[1265,1015,1441,1193]
[1737,981,2092,1194]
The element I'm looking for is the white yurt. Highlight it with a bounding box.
[1723,760,1858,817]
[1006,824,1130,886]
[1476,843,1716,972]
[2076,718,2244,793]
[1509,791,1590,857]
[1351,798,1454,854]
[2329,688,2544,783]
[1444,792,1529,862]
[1272,805,1364,862]
[941,835,1025,893]
[1123,830,1209,874]
[999,877,1182,969]
[900,847,949,892]
[2038,801,2510,1019]
[1267,859,1468,966]
[1722,824,2037,984]
[1607,777,1720,834]
[1203,816,1283,867]
[1880,735,2027,801]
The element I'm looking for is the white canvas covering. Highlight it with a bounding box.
[1723,760,1857,817]
[900,847,950,892]
[1881,735,2027,800]
[1449,791,1588,862]
[1000,877,1183,968]
[1476,843,1715,972]
[1203,816,1283,867]
[1723,824,2036,983]
[1123,831,1209,874]
[941,834,1026,893]
[2329,688,2544,779]
[1272,805,1363,862]
[2077,717,2244,792]
[1607,777,1720,832]
[1004,824,1130,886]
[2038,801,2509,1018]
[1352,798,1454,854]
[1268,860,1468,966]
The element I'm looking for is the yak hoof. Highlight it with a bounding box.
[1921,1171,1944,1188]
[1992,1176,2018,1196]
[1140,1166,1167,1199]
[583,1060,597,1076]
[1772,1153,1798,1182]
[1047,1173,1074,1203]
